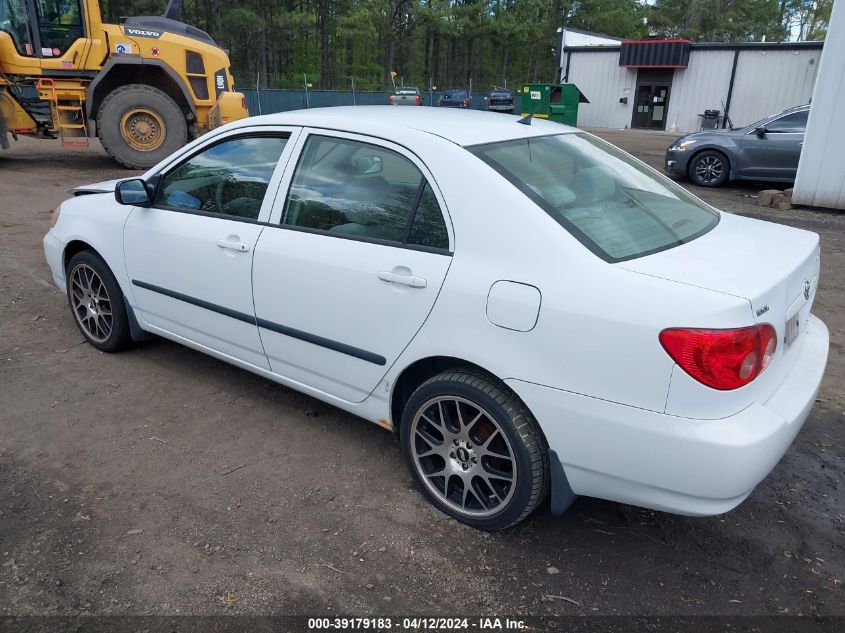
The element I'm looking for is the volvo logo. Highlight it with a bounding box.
[804,279,811,300]
[125,28,162,39]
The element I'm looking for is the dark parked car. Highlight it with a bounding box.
[486,88,514,113]
[438,89,470,109]
[665,104,809,187]
[389,87,421,106]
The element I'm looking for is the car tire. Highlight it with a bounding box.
[98,84,188,170]
[400,367,549,530]
[688,150,730,187]
[66,251,133,353]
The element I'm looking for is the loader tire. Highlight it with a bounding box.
[98,84,187,169]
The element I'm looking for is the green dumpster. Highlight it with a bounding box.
[519,83,589,126]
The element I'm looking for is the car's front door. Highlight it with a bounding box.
[252,131,453,403]
[123,128,299,369]
[737,110,807,180]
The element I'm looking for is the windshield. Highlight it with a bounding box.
[469,133,719,262]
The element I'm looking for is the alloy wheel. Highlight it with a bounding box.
[69,263,113,343]
[410,396,517,518]
[695,155,724,184]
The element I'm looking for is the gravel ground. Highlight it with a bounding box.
[0,128,842,620]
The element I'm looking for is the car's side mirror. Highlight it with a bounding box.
[115,179,151,206]
[754,126,767,137]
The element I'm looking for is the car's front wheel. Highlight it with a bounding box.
[400,368,549,530]
[688,150,730,187]
[66,251,132,352]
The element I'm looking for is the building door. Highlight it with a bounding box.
[631,69,673,130]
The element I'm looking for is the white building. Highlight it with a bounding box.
[793,0,845,209]
[560,27,622,48]
[558,32,823,135]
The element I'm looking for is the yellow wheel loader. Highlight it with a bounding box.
[0,0,248,168]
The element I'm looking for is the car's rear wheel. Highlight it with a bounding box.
[66,251,132,352]
[688,150,730,187]
[400,368,549,530]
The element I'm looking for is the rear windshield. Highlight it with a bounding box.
[445,91,468,99]
[469,133,719,262]
[396,88,419,95]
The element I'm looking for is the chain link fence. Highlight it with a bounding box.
[242,89,498,114]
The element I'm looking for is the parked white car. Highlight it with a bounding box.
[43,107,829,530]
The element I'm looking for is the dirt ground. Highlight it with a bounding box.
[0,128,842,620]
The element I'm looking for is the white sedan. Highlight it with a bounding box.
[43,107,829,530]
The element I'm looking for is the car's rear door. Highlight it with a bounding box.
[737,110,807,180]
[251,129,454,402]
[123,126,300,369]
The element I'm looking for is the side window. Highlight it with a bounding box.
[155,135,287,220]
[283,135,449,249]
[0,0,35,56]
[34,0,84,56]
[408,183,449,250]
[766,110,808,133]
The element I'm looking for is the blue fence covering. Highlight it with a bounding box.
[242,89,498,115]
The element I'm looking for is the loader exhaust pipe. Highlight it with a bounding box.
[163,0,182,21]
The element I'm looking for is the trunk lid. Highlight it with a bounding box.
[620,212,820,400]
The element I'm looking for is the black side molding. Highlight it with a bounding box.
[131,280,386,366]
[255,318,386,366]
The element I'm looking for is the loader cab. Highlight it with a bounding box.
[0,0,84,58]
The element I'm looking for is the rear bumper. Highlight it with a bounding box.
[209,91,249,128]
[507,314,829,516]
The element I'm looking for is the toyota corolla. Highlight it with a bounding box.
[43,107,829,530]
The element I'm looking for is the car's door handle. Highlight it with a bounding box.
[378,271,427,288]
[217,239,250,252]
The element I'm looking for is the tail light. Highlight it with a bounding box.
[241,97,247,110]
[389,95,394,105]
[659,324,777,390]
[415,95,421,105]
[463,99,469,108]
